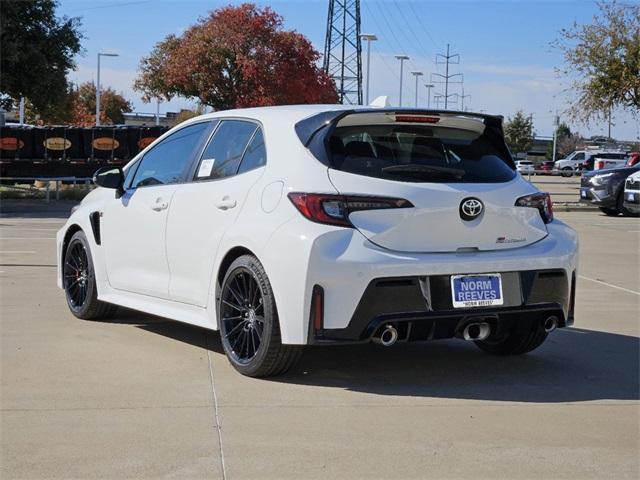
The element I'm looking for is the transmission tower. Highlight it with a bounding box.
[323,0,363,105]
[431,44,463,109]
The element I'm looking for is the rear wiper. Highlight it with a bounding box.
[382,164,465,180]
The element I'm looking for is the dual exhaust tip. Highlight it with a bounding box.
[372,315,559,347]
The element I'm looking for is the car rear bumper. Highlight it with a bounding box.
[309,269,574,344]
[263,217,578,344]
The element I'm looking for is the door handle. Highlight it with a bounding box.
[150,200,169,211]
[215,196,237,210]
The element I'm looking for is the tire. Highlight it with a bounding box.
[474,320,548,355]
[63,231,118,320]
[599,207,619,216]
[617,191,640,217]
[561,167,573,177]
[218,254,302,377]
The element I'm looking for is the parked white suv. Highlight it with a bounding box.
[57,106,579,377]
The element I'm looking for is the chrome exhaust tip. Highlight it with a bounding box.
[373,324,399,347]
[462,322,491,341]
[544,316,559,333]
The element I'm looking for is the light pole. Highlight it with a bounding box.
[411,72,423,107]
[359,34,377,105]
[394,55,409,106]
[96,52,119,126]
[552,114,559,163]
[424,83,434,108]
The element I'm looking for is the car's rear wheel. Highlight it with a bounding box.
[561,167,573,177]
[63,231,117,319]
[218,255,302,377]
[599,207,619,216]
[473,320,548,355]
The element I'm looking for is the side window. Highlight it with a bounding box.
[237,129,266,174]
[131,122,210,188]
[195,120,257,180]
[574,153,585,161]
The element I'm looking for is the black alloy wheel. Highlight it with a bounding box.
[64,239,90,311]
[63,230,117,320]
[218,255,302,377]
[220,267,265,364]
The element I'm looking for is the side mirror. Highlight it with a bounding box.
[93,166,124,196]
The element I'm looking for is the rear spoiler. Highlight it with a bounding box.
[294,108,514,169]
[294,108,505,146]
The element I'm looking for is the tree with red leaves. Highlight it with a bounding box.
[134,3,338,110]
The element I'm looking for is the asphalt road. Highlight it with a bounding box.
[1,204,638,479]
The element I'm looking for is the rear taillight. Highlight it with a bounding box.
[596,160,605,169]
[515,192,553,224]
[287,193,413,227]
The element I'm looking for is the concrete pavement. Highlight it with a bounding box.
[1,208,638,479]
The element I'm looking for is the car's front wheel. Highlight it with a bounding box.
[473,320,548,355]
[63,230,117,319]
[599,207,619,216]
[218,255,302,377]
[561,167,573,177]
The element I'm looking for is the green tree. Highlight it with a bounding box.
[504,111,534,155]
[134,3,337,110]
[0,0,83,116]
[554,1,640,123]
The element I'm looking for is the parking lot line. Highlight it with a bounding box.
[207,343,227,480]
[579,274,640,296]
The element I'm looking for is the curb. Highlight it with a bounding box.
[552,204,598,211]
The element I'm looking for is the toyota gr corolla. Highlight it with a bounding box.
[57,106,579,377]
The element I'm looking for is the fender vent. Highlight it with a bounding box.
[89,211,101,245]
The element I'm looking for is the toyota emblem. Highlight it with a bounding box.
[460,197,484,221]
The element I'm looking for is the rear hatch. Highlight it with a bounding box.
[320,111,548,253]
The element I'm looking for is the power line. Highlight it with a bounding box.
[374,1,427,74]
[66,0,151,13]
[407,1,440,49]
[391,0,437,66]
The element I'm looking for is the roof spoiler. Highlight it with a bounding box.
[294,108,505,147]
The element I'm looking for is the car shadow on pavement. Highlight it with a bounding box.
[114,309,639,403]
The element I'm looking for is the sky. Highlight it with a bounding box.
[57,0,639,141]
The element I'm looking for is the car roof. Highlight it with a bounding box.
[177,104,502,128]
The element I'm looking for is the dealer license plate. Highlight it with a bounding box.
[627,192,636,202]
[580,188,588,199]
[451,274,504,308]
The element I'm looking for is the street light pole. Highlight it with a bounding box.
[394,55,409,106]
[96,52,119,127]
[424,84,434,109]
[411,72,423,107]
[359,34,377,105]
[552,114,559,163]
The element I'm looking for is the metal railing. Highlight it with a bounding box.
[0,177,94,202]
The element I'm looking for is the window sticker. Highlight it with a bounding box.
[197,158,215,178]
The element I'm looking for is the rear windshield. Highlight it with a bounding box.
[328,125,516,183]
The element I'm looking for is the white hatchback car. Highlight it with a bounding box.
[57,106,579,377]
